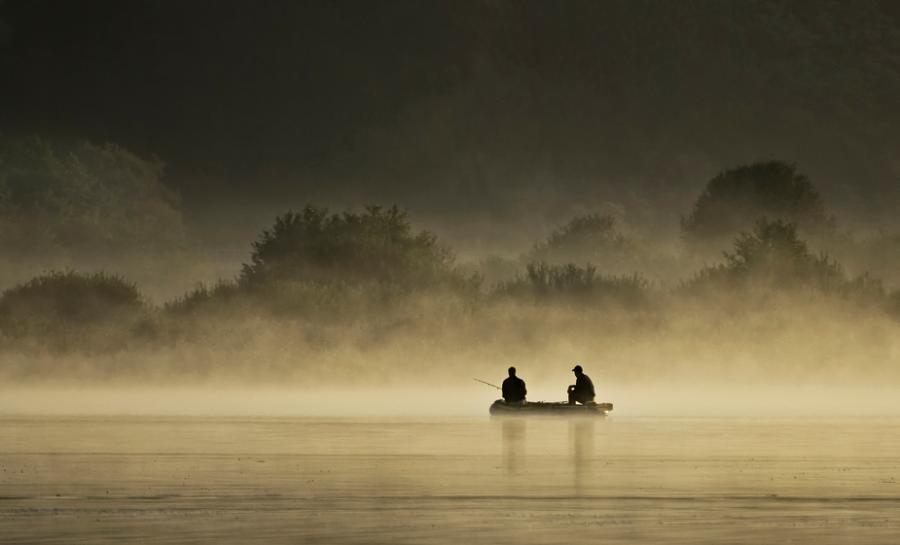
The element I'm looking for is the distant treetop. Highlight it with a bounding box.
[684,219,846,294]
[528,213,631,266]
[240,205,474,291]
[0,270,147,351]
[682,161,834,243]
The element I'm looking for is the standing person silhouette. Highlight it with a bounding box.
[567,364,595,405]
[502,366,527,403]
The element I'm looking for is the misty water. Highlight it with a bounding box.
[2,414,900,544]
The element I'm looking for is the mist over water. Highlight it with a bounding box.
[2,381,899,419]
[2,137,900,545]
[3,2,900,542]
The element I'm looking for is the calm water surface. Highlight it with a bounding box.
[1,415,899,544]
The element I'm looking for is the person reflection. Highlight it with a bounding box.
[569,419,594,495]
[501,418,526,475]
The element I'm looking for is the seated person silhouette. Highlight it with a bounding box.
[502,366,527,403]
[567,364,595,405]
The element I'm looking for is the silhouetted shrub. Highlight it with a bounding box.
[682,161,834,243]
[0,271,148,351]
[683,220,871,298]
[240,205,478,292]
[497,262,649,305]
[528,214,631,265]
[164,280,243,315]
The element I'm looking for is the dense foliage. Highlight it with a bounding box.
[0,271,148,351]
[240,205,471,291]
[0,199,898,362]
[685,220,885,306]
[498,262,648,305]
[528,214,631,266]
[682,161,833,243]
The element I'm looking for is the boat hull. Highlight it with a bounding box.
[489,400,613,416]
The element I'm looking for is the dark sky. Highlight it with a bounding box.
[3,0,900,247]
[1,1,465,195]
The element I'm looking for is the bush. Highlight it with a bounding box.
[0,271,148,351]
[497,262,649,305]
[682,161,834,243]
[683,220,864,297]
[240,205,477,292]
[164,280,243,316]
[528,214,631,265]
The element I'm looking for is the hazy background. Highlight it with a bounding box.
[1,0,900,399]
[3,1,900,247]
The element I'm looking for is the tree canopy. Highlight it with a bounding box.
[240,205,471,290]
[0,271,147,350]
[686,219,845,293]
[682,161,833,243]
[528,214,631,266]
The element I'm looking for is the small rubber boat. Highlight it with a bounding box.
[489,400,613,416]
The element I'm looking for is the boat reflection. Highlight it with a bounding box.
[501,418,526,475]
[569,419,595,494]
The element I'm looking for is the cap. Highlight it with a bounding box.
[572,364,583,373]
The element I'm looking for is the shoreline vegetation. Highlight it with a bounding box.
[1,138,899,383]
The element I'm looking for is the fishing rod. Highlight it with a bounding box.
[473,378,501,391]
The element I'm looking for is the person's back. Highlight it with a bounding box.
[574,373,595,400]
[567,364,595,404]
[502,366,527,403]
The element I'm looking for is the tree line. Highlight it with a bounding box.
[2,137,900,356]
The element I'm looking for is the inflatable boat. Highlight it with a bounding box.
[489,400,613,416]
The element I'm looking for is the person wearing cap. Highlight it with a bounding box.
[501,366,527,403]
[567,364,595,405]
